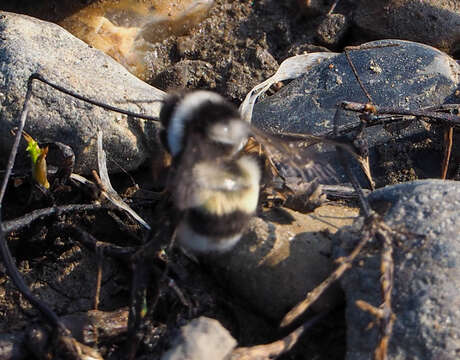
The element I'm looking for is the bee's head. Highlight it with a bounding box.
[160,91,249,158]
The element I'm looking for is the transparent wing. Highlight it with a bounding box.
[248,125,347,185]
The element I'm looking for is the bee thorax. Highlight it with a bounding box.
[163,90,236,156]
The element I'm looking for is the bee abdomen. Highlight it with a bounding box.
[176,209,252,253]
[188,209,250,238]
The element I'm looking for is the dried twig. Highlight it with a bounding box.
[342,101,460,128]
[94,246,103,311]
[441,127,453,179]
[0,76,68,333]
[327,0,341,15]
[280,215,375,327]
[2,203,103,233]
[56,223,136,259]
[126,252,152,360]
[231,312,326,359]
[356,223,396,360]
[0,77,33,203]
[344,49,373,103]
[280,48,407,357]
[0,76,103,359]
[29,73,161,122]
[96,131,151,230]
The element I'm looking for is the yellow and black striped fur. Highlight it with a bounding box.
[159,91,261,252]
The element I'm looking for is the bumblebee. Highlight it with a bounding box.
[159,91,261,252]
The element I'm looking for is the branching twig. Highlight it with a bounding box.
[0,77,102,359]
[96,131,151,230]
[356,223,396,360]
[342,101,460,128]
[2,204,103,233]
[55,223,136,259]
[280,215,375,327]
[0,76,69,334]
[231,312,326,359]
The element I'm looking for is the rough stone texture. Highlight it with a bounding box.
[252,39,459,186]
[152,60,217,91]
[333,180,460,360]
[208,204,359,321]
[161,317,237,360]
[0,11,165,174]
[316,13,350,47]
[0,333,26,360]
[353,0,460,55]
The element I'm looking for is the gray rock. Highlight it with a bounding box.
[316,13,350,47]
[208,204,359,321]
[252,39,459,186]
[0,12,165,174]
[333,180,460,360]
[353,0,460,55]
[161,317,237,360]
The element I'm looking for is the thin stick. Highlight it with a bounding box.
[56,224,136,259]
[342,101,460,127]
[233,312,327,359]
[355,226,396,360]
[30,73,161,122]
[374,229,396,360]
[344,49,373,103]
[327,0,341,15]
[0,218,68,332]
[0,77,33,203]
[2,204,103,233]
[280,224,373,327]
[96,131,151,230]
[0,78,70,334]
[94,246,103,311]
[441,127,453,179]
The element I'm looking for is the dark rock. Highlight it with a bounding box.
[208,204,358,321]
[284,43,331,58]
[334,180,460,360]
[0,333,27,360]
[252,39,459,187]
[0,11,165,174]
[161,317,237,360]
[252,46,279,71]
[316,13,350,47]
[152,60,217,91]
[352,0,460,55]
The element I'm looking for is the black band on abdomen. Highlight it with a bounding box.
[187,209,250,238]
